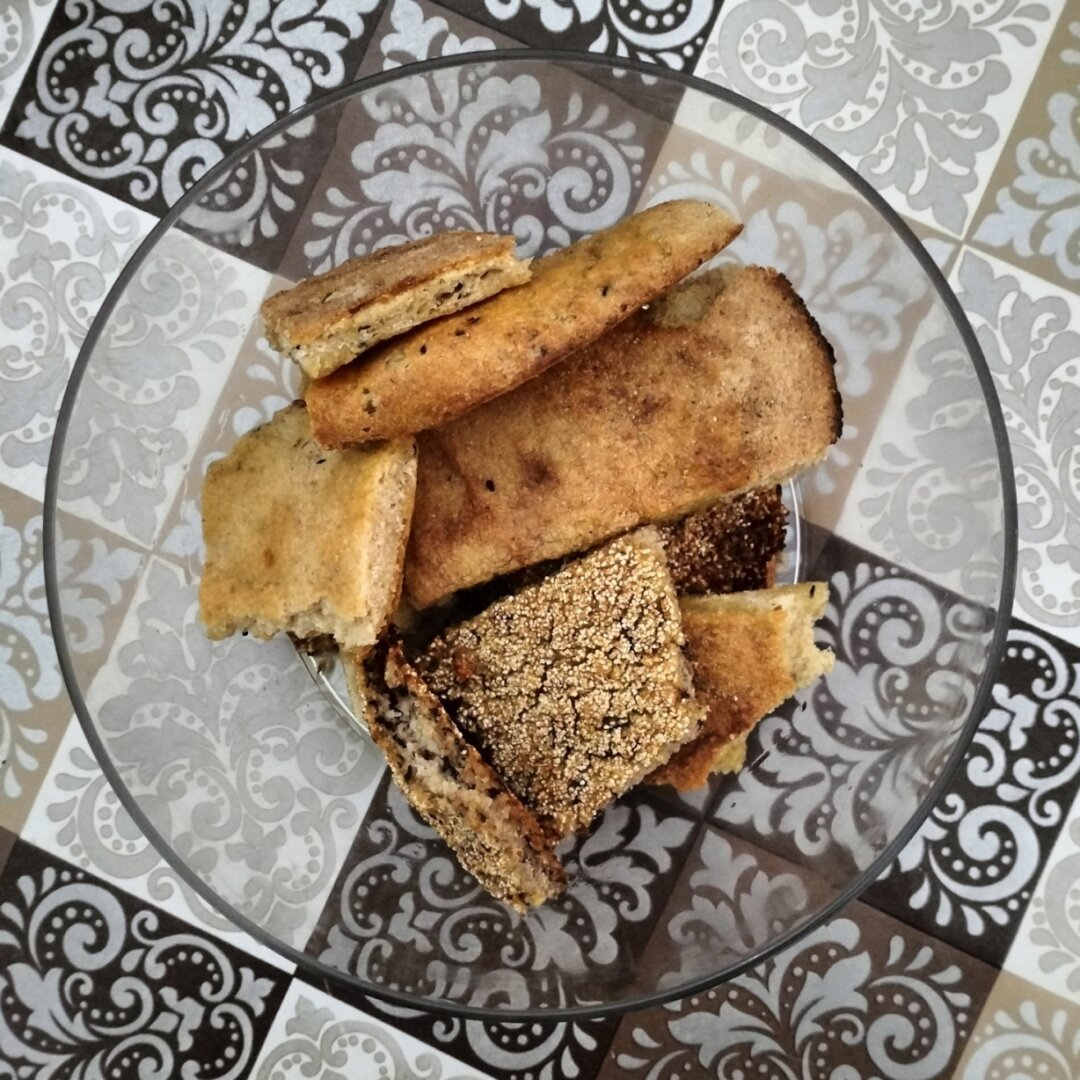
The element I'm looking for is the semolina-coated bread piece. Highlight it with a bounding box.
[198,402,416,652]
[261,232,531,379]
[344,643,566,911]
[660,485,788,596]
[648,582,835,791]
[418,529,704,839]
[305,201,742,446]
[405,265,842,608]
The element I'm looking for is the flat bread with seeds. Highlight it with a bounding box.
[344,642,566,911]
[261,232,531,380]
[417,529,704,839]
[304,200,742,446]
[405,264,842,608]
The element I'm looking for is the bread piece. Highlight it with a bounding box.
[305,201,742,446]
[648,582,834,791]
[198,403,416,651]
[261,233,531,380]
[344,643,566,911]
[660,485,787,596]
[405,265,842,607]
[418,529,704,839]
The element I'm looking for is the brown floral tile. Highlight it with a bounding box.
[952,971,1080,1080]
[602,898,998,1080]
[970,13,1080,291]
[0,483,142,834]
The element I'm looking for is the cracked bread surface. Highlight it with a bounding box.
[198,402,416,651]
[345,643,566,911]
[648,582,834,791]
[418,529,704,839]
[261,232,531,379]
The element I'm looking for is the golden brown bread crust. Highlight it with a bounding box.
[648,583,834,791]
[198,402,416,650]
[304,201,742,446]
[405,265,842,608]
[418,530,703,839]
[660,486,788,596]
[347,643,566,912]
[261,232,531,379]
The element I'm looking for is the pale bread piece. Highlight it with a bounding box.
[418,529,704,839]
[305,201,742,446]
[660,485,787,596]
[648,582,834,791]
[261,233,531,379]
[343,643,566,911]
[198,403,416,651]
[405,265,841,608]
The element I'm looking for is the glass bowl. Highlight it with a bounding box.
[45,50,1016,1019]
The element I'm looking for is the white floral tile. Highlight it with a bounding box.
[20,715,295,973]
[0,145,150,504]
[698,0,1065,237]
[250,981,496,1080]
[971,14,1080,290]
[80,554,387,953]
[1006,778,1080,1002]
[0,1,55,126]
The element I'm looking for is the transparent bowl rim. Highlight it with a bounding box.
[44,47,1019,1021]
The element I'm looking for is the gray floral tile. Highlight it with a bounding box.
[0,1,54,124]
[0,483,141,835]
[250,981,496,1080]
[971,15,1080,290]
[0,145,149,504]
[20,716,294,973]
[278,0,671,280]
[599,901,997,1080]
[52,225,272,548]
[953,972,1080,1079]
[79,554,386,952]
[0,0,383,267]
[0,833,289,1078]
[698,0,1064,236]
[865,618,1080,967]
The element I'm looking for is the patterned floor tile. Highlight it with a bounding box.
[20,716,294,973]
[640,120,937,530]
[305,770,700,1013]
[0,835,289,1078]
[0,146,150,505]
[277,0,673,281]
[0,1,55,126]
[0,483,142,835]
[698,0,1065,237]
[864,618,1080,968]
[711,527,997,885]
[78,554,385,953]
[450,0,721,72]
[1006,760,1080,1002]
[251,981,497,1080]
[970,13,1079,291]
[600,900,998,1080]
[952,971,1080,1080]
[51,225,272,549]
[951,246,1080,645]
[0,0,384,264]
